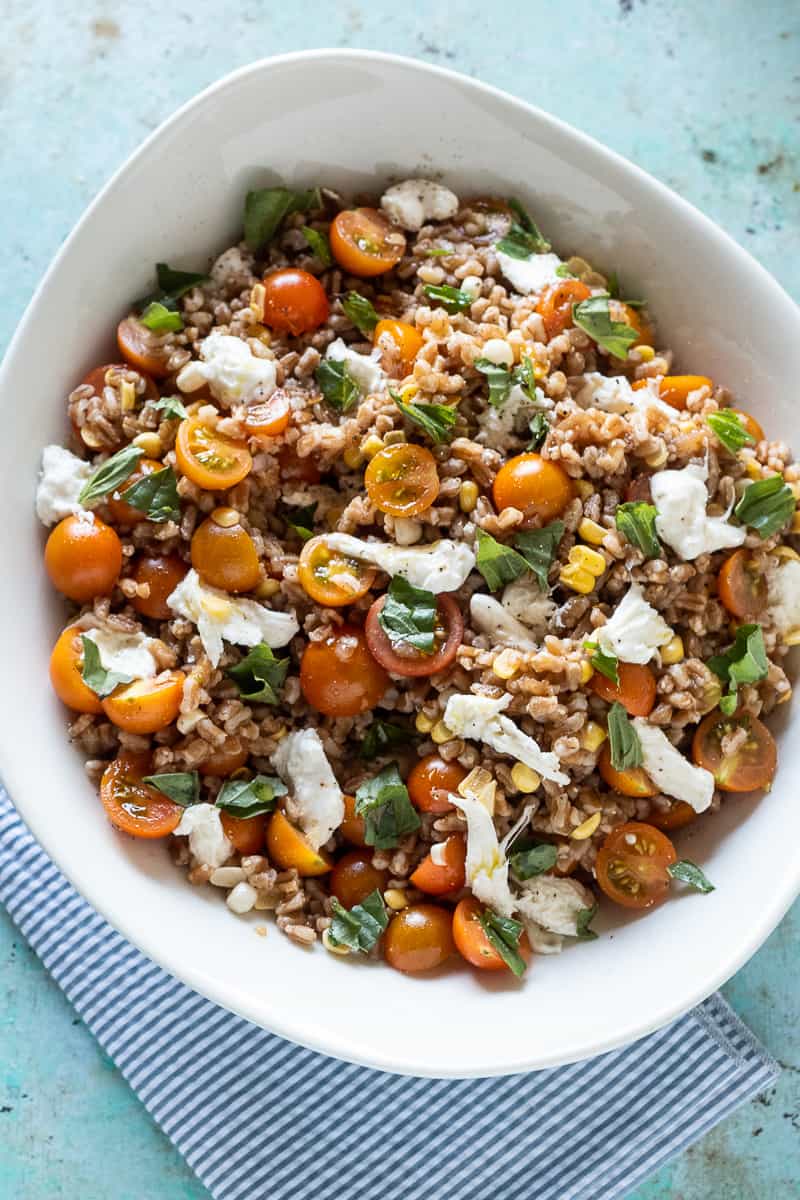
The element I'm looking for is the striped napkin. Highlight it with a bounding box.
[0,789,778,1200]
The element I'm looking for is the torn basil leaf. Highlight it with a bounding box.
[315,358,360,413]
[226,643,289,705]
[478,910,527,977]
[139,301,184,333]
[512,354,539,401]
[284,501,317,541]
[341,291,380,336]
[495,198,551,259]
[135,262,210,314]
[153,395,189,420]
[572,296,639,360]
[392,391,457,444]
[474,529,529,592]
[142,771,200,807]
[734,474,795,539]
[423,283,472,314]
[526,412,549,451]
[77,445,143,506]
[80,635,133,699]
[354,763,421,850]
[301,226,332,267]
[615,501,661,559]
[377,577,437,654]
[707,623,768,711]
[607,702,643,771]
[668,860,715,894]
[360,719,414,761]
[328,889,389,953]
[475,359,512,409]
[584,641,619,686]
[575,903,599,941]
[121,466,181,523]
[510,842,558,880]
[707,410,756,454]
[244,185,321,252]
[216,774,287,820]
[514,521,565,591]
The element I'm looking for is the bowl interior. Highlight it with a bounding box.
[2,51,799,1077]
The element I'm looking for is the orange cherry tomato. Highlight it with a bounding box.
[243,391,292,439]
[175,417,252,491]
[330,208,407,277]
[277,445,321,485]
[266,810,332,875]
[131,554,189,620]
[717,548,768,621]
[49,626,103,714]
[44,514,122,603]
[339,793,367,847]
[692,711,777,793]
[452,896,529,972]
[535,280,592,337]
[609,300,654,349]
[410,835,466,896]
[297,536,377,607]
[595,821,677,910]
[107,457,163,527]
[384,903,455,973]
[654,375,712,410]
[100,752,182,839]
[590,660,656,717]
[260,268,329,335]
[407,754,466,814]
[220,811,267,856]
[191,509,260,593]
[365,592,464,678]
[364,443,440,517]
[116,316,172,378]
[300,626,389,717]
[102,670,184,734]
[649,799,697,832]
[492,453,573,526]
[598,741,657,798]
[200,740,249,777]
[731,409,765,442]
[330,850,389,910]
[373,319,424,376]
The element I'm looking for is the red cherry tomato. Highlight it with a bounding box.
[260,269,329,335]
[364,593,463,677]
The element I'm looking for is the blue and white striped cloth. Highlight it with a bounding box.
[0,789,778,1200]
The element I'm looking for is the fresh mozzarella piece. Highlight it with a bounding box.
[380,179,459,231]
[496,251,563,296]
[576,372,674,419]
[595,582,672,665]
[651,462,746,561]
[444,694,569,785]
[175,803,232,868]
[520,919,565,955]
[448,790,516,917]
[767,557,800,635]
[481,338,514,367]
[35,445,93,525]
[469,594,537,650]
[167,569,298,668]
[477,381,551,450]
[516,875,596,937]
[633,719,714,813]
[83,627,157,680]
[323,533,475,593]
[325,338,387,396]
[176,330,276,406]
[272,729,344,851]
[501,578,556,638]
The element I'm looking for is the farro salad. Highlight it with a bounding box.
[37,177,799,978]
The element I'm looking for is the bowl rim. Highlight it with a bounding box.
[3,47,800,1077]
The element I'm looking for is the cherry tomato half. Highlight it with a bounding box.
[266,810,332,875]
[373,319,424,377]
[201,740,249,777]
[107,457,164,527]
[260,269,329,335]
[220,811,267,856]
[492,453,573,527]
[595,821,677,910]
[330,850,388,910]
[590,661,656,717]
[175,417,252,491]
[535,280,592,338]
[339,793,367,847]
[191,509,260,593]
[102,670,185,734]
[116,316,172,379]
[407,754,466,814]
[297,536,377,607]
[384,903,455,973]
[692,711,777,793]
[609,300,654,349]
[717,549,768,622]
[731,409,765,443]
[100,752,182,839]
[243,391,292,439]
[49,627,103,714]
[410,836,466,896]
[598,741,657,798]
[300,626,389,717]
[649,799,697,832]
[364,592,464,678]
[452,896,523,971]
[364,443,440,517]
[44,514,122,603]
[330,208,407,277]
[131,554,189,620]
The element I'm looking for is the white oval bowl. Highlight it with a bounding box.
[2,50,799,1078]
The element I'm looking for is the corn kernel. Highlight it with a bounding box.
[581,721,607,753]
[661,634,684,665]
[774,546,800,561]
[430,719,453,745]
[578,517,606,546]
[256,578,281,599]
[250,283,266,321]
[383,889,409,911]
[119,379,137,412]
[360,434,384,460]
[637,345,656,363]
[568,545,606,576]
[573,479,594,500]
[343,445,363,470]
[579,660,595,685]
[322,929,350,956]
[792,511,800,534]
[571,811,602,840]
[644,445,669,469]
[383,429,406,446]
[559,564,596,594]
[132,431,162,457]
[415,711,435,734]
[459,480,479,513]
[458,767,496,812]
[745,459,763,480]
[783,628,800,646]
[492,648,520,680]
[211,506,240,528]
[510,763,541,794]
[400,383,419,402]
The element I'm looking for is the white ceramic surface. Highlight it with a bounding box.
[2,50,799,1078]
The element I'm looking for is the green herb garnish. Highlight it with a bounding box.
[474,530,529,592]
[514,522,565,591]
[216,775,287,820]
[607,702,643,771]
[315,358,360,413]
[495,198,551,259]
[668,860,715,893]
[615,501,661,558]
[139,302,183,333]
[121,466,181,523]
[77,445,143,507]
[377,577,437,655]
[584,641,619,685]
[575,903,599,940]
[153,395,189,421]
[474,359,512,409]
[423,284,472,314]
[707,410,756,454]
[354,763,421,849]
[526,412,549,451]
[79,635,134,698]
[510,843,558,880]
[243,186,321,253]
[392,391,457,444]
[284,501,317,541]
[478,910,528,977]
[734,475,795,540]
[226,643,289,705]
[328,889,389,953]
[512,354,539,401]
[142,772,200,807]
[341,291,380,337]
[573,296,639,359]
[301,226,332,267]
[707,623,768,712]
[360,719,414,761]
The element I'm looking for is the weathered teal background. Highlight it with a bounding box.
[1,2,798,1197]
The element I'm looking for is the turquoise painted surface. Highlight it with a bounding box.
[1,2,798,1196]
